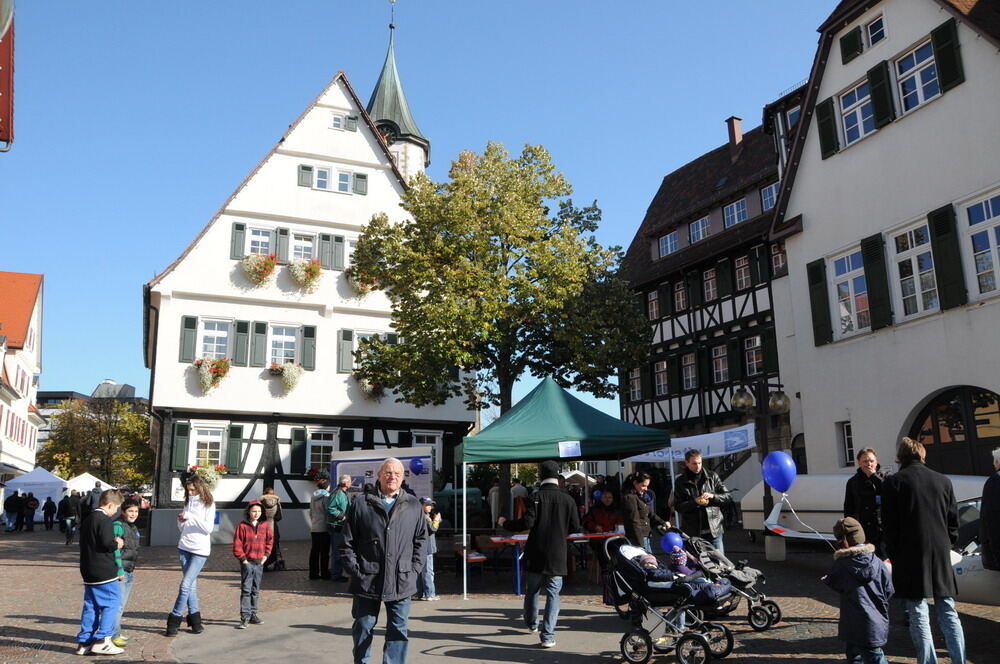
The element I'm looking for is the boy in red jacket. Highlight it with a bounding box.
[233,500,273,629]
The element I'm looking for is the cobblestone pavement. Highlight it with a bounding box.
[1,529,997,663]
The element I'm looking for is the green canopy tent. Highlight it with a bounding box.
[459,377,670,597]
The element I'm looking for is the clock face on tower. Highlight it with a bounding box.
[378,124,397,146]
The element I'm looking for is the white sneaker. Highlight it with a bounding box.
[541,640,556,648]
[74,643,91,656]
[91,639,124,655]
[426,596,441,601]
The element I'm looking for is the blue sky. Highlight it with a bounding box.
[1,1,833,414]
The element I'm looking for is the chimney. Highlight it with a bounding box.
[726,116,743,162]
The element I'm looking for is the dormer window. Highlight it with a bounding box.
[689,217,710,243]
[658,231,678,258]
[724,199,748,228]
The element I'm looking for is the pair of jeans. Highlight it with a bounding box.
[710,534,725,556]
[330,526,345,577]
[4,510,16,531]
[903,597,966,664]
[240,562,263,619]
[310,531,331,577]
[351,596,411,664]
[112,571,134,638]
[524,572,563,644]
[64,517,77,543]
[642,537,652,554]
[44,513,55,530]
[171,549,208,616]
[24,510,35,531]
[418,554,436,598]
[846,643,889,664]
[77,580,121,644]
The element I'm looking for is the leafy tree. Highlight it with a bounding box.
[352,142,651,414]
[38,399,153,489]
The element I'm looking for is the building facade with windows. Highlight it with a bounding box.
[143,39,474,514]
[0,271,44,479]
[770,0,1000,476]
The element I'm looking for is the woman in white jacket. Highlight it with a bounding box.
[165,476,216,637]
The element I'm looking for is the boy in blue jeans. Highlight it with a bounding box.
[823,517,894,664]
[76,489,125,656]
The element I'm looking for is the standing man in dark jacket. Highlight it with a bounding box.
[66,490,83,545]
[980,447,1000,571]
[674,449,732,554]
[843,448,886,558]
[498,460,581,649]
[882,437,965,664]
[340,458,426,664]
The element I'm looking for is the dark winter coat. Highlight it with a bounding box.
[340,488,426,601]
[504,482,582,577]
[980,470,1000,571]
[622,488,667,546]
[79,510,121,585]
[881,462,959,599]
[113,515,140,573]
[583,503,624,533]
[43,499,57,516]
[823,543,893,647]
[68,494,82,520]
[674,467,731,539]
[843,469,885,547]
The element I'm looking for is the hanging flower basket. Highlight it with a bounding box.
[193,357,230,393]
[355,374,385,400]
[269,362,305,393]
[305,466,329,482]
[289,258,323,292]
[344,265,375,297]
[241,253,278,286]
[186,464,226,490]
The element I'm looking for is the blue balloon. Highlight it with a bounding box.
[761,450,797,493]
[410,458,425,476]
[592,490,602,502]
[660,531,684,552]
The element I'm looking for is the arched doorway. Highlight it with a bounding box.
[909,386,1000,476]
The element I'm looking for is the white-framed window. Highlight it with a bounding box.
[735,256,752,291]
[628,368,642,402]
[703,268,718,302]
[681,353,697,391]
[892,224,938,316]
[674,282,688,311]
[689,216,710,243]
[647,291,659,320]
[711,345,728,384]
[309,430,337,469]
[193,427,225,467]
[330,112,346,130]
[866,15,886,47]
[840,80,875,146]
[413,431,443,471]
[658,231,678,258]
[26,328,35,352]
[833,249,870,335]
[248,228,273,256]
[896,41,940,113]
[786,106,801,129]
[653,360,668,397]
[269,325,299,365]
[585,461,599,475]
[337,171,352,193]
[839,421,855,467]
[292,234,315,261]
[199,319,231,360]
[744,335,763,376]
[771,243,787,274]
[724,199,748,228]
[760,182,780,211]
[965,192,1000,297]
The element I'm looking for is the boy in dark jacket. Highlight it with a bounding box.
[823,517,894,664]
[111,499,141,647]
[76,489,125,656]
[233,500,273,629]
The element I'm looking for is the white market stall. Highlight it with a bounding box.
[3,467,68,518]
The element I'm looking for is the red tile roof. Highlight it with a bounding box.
[0,272,43,349]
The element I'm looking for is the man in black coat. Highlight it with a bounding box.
[980,447,1000,571]
[882,437,965,664]
[843,447,886,558]
[499,460,581,650]
[673,449,732,554]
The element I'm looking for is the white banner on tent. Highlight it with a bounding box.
[623,422,756,463]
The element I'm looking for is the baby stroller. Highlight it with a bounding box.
[680,534,780,631]
[604,536,735,664]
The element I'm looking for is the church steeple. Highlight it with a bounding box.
[367,17,429,179]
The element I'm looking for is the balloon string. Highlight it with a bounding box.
[782,493,837,552]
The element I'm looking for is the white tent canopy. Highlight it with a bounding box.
[4,467,68,513]
[66,473,116,494]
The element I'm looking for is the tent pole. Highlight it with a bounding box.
[462,461,468,600]
[671,458,678,530]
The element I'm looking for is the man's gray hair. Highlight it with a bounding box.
[379,457,404,473]
[339,474,353,487]
[993,447,1000,465]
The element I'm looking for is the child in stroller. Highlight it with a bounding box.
[640,548,734,608]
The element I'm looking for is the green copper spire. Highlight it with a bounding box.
[367,24,428,148]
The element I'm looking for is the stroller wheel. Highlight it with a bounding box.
[748,605,772,631]
[619,628,653,664]
[700,622,734,658]
[762,600,782,625]
[675,633,711,664]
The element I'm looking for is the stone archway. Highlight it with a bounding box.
[908,386,1000,476]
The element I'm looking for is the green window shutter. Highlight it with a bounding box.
[297,164,313,187]
[932,18,964,93]
[275,227,290,263]
[338,329,354,373]
[840,25,863,64]
[928,203,967,310]
[301,326,316,371]
[226,424,243,472]
[727,339,743,381]
[340,429,355,449]
[333,236,345,270]
[230,223,246,260]
[686,272,703,308]
[250,321,268,367]
[318,234,334,269]
[179,316,198,363]
[345,116,358,131]
[352,173,368,195]
[751,245,770,285]
[170,422,190,472]
[232,320,250,366]
[397,431,413,447]
[861,232,893,331]
[807,259,834,346]
[716,258,733,298]
[762,328,779,374]
[815,97,840,159]
[658,284,673,317]
[290,428,307,474]
[667,356,681,395]
[697,347,711,389]
[867,61,896,129]
[639,364,653,400]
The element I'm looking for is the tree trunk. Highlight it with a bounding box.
[496,371,514,522]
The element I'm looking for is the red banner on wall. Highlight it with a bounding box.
[0,20,13,148]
